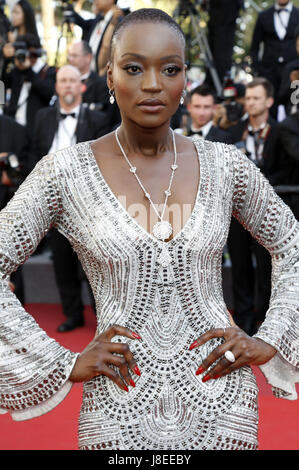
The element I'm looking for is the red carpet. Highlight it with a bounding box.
[0,303,298,450]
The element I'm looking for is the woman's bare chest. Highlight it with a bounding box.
[94,148,200,240]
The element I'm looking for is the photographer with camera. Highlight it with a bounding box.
[213,77,247,142]
[1,33,56,140]
[0,113,30,304]
[184,84,232,143]
[1,0,39,77]
[227,77,282,337]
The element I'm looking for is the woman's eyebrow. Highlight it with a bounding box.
[120,53,183,61]
[120,53,146,59]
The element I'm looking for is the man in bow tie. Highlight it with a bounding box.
[184,84,232,143]
[30,65,110,332]
[250,1,299,117]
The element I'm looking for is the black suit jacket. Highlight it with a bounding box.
[82,71,120,129]
[81,71,109,109]
[275,113,299,219]
[0,115,30,207]
[187,125,233,144]
[29,104,110,171]
[208,0,242,25]
[2,63,56,139]
[228,116,286,185]
[278,57,299,112]
[205,125,233,144]
[72,12,103,42]
[251,6,299,74]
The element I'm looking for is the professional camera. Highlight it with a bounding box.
[59,0,76,23]
[0,153,23,186]
[224,99,244,123]
[222,74,244,122]
[13,40,43,63]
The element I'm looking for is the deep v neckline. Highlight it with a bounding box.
[87,137,205,246]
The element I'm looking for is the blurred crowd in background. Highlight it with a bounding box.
[0,0,299,336]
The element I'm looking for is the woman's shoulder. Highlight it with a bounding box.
[185,134,237,161]
[45,140,96,169]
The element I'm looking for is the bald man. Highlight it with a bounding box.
[30,64,110,167]
[30,64,110,332]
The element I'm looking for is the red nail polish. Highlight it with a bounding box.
[214,375,220,380]
[123,385,129,392]
[202,375,211,383]
[133,366,141,376]
[131,332,142,340]
[195,366,205,375]
[189,341,198,351]
[129,379,136,387]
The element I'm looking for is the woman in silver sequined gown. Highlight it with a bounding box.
[0,9,298,450]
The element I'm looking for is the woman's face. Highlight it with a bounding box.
[108,22,186,129]
[12,4,25,28]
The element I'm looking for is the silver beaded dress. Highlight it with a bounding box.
[0,138,298,450]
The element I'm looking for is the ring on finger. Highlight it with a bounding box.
[224,350,236,363]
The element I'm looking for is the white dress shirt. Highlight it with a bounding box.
[15,58,46,126]
[48,104,80,154]
[89,9,113,72]
[274,1,293,40]
[191,120,213,139]
[245,121,267,163]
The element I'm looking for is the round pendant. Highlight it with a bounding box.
[153,221,172,241]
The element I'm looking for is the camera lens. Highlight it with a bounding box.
[15,49,28,63]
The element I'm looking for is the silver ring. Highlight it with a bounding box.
[224,350,236,363]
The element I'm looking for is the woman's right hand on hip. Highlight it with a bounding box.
[69,324,142,391]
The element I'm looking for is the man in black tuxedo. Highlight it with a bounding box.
[2,33,56,140]
[0,114,30,304]
[250,0,299,116]
[278,25,299,115]
[67,40,120,129]
[185,84,232,143]
[227,78,282,336]
[31,65,110,332]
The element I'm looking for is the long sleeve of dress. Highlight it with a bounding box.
[0,154,79,421]
[231,146,299,400]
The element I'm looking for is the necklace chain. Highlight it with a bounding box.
[114,127,178,239]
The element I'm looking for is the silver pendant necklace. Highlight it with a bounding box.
[115,127,178,243]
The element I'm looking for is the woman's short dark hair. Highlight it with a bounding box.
[109,8,186,61]
[188,84,216,103]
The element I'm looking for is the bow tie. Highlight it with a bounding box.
[60,112,76,120]
[275,7,289,13]
[189,129,203,136]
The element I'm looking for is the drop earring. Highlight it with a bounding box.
[180,90,186,105]
[109,89,115,104]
